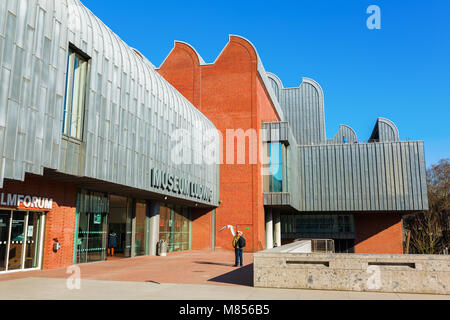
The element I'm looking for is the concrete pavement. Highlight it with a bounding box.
[0,277,449,300]
[0,250,255,285]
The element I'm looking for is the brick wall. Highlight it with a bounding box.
[191,208,212,250]
[0,175,77,270]
[354,212,403,254]
[158,36,281,252]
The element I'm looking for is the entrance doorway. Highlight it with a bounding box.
[75,191,108,264]
[0,210,45,273]
[108,195,132,259]
[134,201,148,256]
[334,239,355,253]
[74,190,153,264]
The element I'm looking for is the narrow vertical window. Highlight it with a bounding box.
[263,142,285,193]
[63,47,89,140]
[269,142,283,192]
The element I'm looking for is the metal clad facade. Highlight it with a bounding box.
[267,73,326,145]
[0,0,219,206]
[295,142,428,212]
[264,70,428,213]
[328,125,357,144]
[370,117,400,142]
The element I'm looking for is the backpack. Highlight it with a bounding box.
[239,236,246,248]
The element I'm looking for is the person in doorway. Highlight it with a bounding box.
[107,230,118,257]
[232,231,246,267]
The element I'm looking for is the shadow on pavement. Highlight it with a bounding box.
[194,261,235,267]
[208,264,254,287]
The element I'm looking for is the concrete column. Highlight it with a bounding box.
[148,201,160,256]
[265,208,273,250]
[131,200,136,257]
[273,211,281,247]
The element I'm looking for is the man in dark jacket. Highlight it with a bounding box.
[107,231,118,257]
[232,231,246,267]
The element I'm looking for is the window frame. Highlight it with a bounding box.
[62,44,91,141]
[268,142,283,192]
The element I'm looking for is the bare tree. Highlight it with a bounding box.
[404,158,450,254]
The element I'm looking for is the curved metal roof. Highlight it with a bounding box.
[267,72,326,145]
[328,124,358,144]
[67,0,216,132]
[370,117,400,142]
[0,0,220,205]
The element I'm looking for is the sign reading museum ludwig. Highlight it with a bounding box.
[0,193,53,209]
[151,168,213,203]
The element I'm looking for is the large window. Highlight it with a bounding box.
[134,201,148,256]
[263,142,284,192]
[159,204,192,253]
[63,47,89,140]
[0,210,44,272]
[280,214,356,253]
[281,214,355,234]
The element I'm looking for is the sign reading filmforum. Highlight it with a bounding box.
[0,193,53,210]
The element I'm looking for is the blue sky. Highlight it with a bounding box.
[81,0,450,167]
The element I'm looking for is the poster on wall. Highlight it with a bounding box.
[94,213,102,224]
[27,226,34,237]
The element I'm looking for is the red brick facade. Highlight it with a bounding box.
[191,208,212,250]
[354,213,403,254]
[159,36,405,255]
[0,175,77,270]
[158,36,281,252]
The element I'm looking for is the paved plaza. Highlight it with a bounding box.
[0,250,448,300]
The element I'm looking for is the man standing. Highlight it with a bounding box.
[107,230,118,257]
[232,231,246,267]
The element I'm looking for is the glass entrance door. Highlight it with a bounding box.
[108,195,132,258]
[75,191,109,264]
[134,201,147,256]
[24,212,43,269]
[87,212,107,262]
[0,211,11,272]
[0,210,44,273]
[159,204,192,253]
[8,212,26,270]
[76,211,108,263]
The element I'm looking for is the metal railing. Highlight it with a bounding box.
[311,239,334,253]
[292,239,335,253]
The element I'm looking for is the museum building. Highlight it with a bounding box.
[0,0,428,273]
[157,38,428,254]
[0,0,219,273]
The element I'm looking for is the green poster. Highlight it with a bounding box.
[94,213,102,225]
